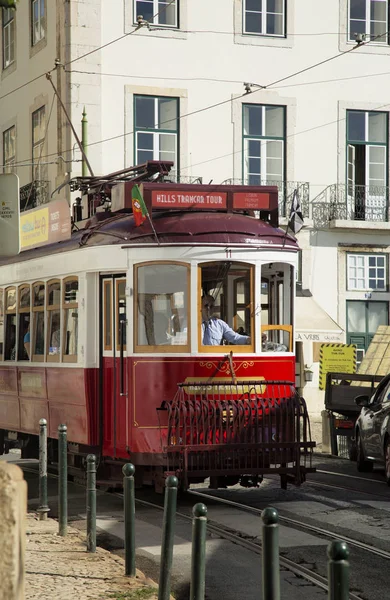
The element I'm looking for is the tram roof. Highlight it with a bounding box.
[2,210,298,266]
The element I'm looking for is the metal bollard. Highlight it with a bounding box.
[261,507,280,600]
[37,418,50,520]
[58,424,68,536]
[328,540,349,600]
[190,503,208,600]
[122,463,136,577]
[86,454,96,552]
[158,475,178,600]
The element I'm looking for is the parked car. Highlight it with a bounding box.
[354,373,390,484]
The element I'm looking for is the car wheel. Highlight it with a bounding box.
[356,432,373,473]
[384,438,390,486]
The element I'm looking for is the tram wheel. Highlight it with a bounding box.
[356,433,373,473]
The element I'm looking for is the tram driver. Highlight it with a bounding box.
[201,294,251,346]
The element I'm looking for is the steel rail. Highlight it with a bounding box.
[131,495,363,600]
[188,489,390,562]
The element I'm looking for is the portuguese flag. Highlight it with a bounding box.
[131,184,148,227]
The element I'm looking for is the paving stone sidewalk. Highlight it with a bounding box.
[25,514,158,600]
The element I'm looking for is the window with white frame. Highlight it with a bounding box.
[3,126,15,173]
[243,0,285,37]
[349,0,388,43]
[347,253,387,290]
[2,8,15,69]
[32,106,47,184]
[243,104,285,186]
[134,95,179,167]
[31,0,45,46]
[134,0,178,27]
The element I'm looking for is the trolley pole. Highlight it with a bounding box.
[86,454,96,552]
[122,464,136,577]
[37,418,50,520]
[328,541,350,600]
[261,507,280,600]
[190,503,208,600]
[58,424,68,536]
[158,476,178,600]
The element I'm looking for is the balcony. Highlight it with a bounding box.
[221,179,310,219]
[19,181,50,213]
[312,184,389,229]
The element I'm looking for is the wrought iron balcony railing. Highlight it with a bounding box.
[19,181,50,213]
[221,179,310,219]
[312,184,389,228]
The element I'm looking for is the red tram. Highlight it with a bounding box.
[0,162,314,490]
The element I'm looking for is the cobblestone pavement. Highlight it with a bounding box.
[25,514,158,600]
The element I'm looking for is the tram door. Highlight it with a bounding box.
[100,274,129,458]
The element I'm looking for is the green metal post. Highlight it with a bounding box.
[58,424,68,536]
[37,418,50,520]
[158,476,178,600]
[261,507,280,600]
[122,463,136,576]
[86,454,96,553]
[81,107,88,177]
[328,541,349,600]
[190,503,208,600]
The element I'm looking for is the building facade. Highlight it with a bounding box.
[1,0,390,432]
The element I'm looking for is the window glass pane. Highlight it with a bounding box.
[368,112,387,143]
[19,287,30,309]
[135,96,155,129]
[135,1,154,23]
[371,16,387,38]
[266,13,283,35]
[4,314,16,360]
[268,0,283,11]
[48,281,60,305]
[347,301,366,331]
[137,132,154,150]
[371,0,387,22]
[246,0,261,10]
[248,139,261,156]
[350,0,366,19]
[137,264,188,346]
[137,149,154,164]
[18,314,30,361]
[104,282,112,349]
[368,302,388,332]
[6,288,16,311]
[245,11,262,33]
[117,281,126,348]
[159,133,176,162]
[64,308,78,358]
[33,311,44,356]
[243,105,263,136]
[158,97,178,131]
[158,0,176,25]
[64,279,78,304]
[347,111,366,142]
[265,106,284,137]
[33,283,45,306]
[48,310,61,355]
[350,19,366,39]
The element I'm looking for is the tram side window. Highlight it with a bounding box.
[4,287,16,361]
[47,280,61,361]
[0,289,3,358]
[200,261,253,349]
[63,278,78,361]
[261,263,293,352]
[32,282,45,360]
[136,263,189,350]
[18,285,31,360]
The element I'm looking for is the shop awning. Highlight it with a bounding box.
[295,296,344,343]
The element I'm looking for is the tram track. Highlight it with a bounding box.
[188,488,390,563]
[130,494,364,600]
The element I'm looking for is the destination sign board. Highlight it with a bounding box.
[151,190,227,209]
[233,192,272,210]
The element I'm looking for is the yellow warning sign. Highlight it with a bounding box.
[319,343,356,390]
